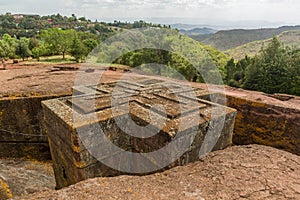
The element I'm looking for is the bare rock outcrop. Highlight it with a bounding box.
[0,159,55,199]
[14,145,300,200]
[225,88,300,155]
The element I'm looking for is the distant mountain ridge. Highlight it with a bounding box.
[190,25,300,51]
[169,20,287,30]
[227,30,300,60]
[179,27,218,36]
[170,23,213,30]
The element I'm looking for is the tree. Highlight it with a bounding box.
[82,38,98,53]
[32,43,48,61]
[0,14,16,29]
[231,55,252,87]
[69,14,77,22]
[40,28,75,59]
[225,58,236,84]
[19,17,37,29]
[287,49,300,95]
[78,17,87,22]
[28,37,39,51]
[243,37,291,94]
[15,37,32,61]
[243,56,262,90]
[70,36,87,62]
[0,34,17,59]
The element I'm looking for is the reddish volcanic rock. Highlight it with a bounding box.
[13,145,300,200]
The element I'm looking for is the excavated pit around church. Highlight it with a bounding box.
[0,95,67,161]
[42,78,237,189]
[1,66,300,198]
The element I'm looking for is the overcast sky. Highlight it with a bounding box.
[0,0,299,27]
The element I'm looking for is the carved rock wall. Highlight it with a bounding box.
[0,95,67,161]
[226,93,300,155]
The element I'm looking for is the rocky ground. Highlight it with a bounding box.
[0,159,55,199]
[10,145,300,200]
[1,62,300,199]
[0,62,80,97]
[1,61,299,110]
[0,61,130,98]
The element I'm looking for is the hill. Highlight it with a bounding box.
[0,13,164,39]
[227,30,300,60]
[191,25,300,51]
[111,30,230,81]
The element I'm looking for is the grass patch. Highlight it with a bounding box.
[24,55,77,65]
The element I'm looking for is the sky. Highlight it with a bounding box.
[0,0,299,28]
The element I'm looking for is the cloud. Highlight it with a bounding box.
[66,0,233,10]
[0,0,299,25]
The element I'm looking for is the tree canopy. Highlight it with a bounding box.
[225,37,300,96]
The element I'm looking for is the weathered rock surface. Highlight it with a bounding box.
[0,63,123,161]
[14,145,300,200]
[0,62,127,97]
[42,78,236,189]
[1,63,300,200]
[0,159,55,199]
[0,63,78,161]
[0,176,12,200]
[0,96,61,161]
[1,63,299,157]
[0,63,77,97]
[225,88,300,155]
